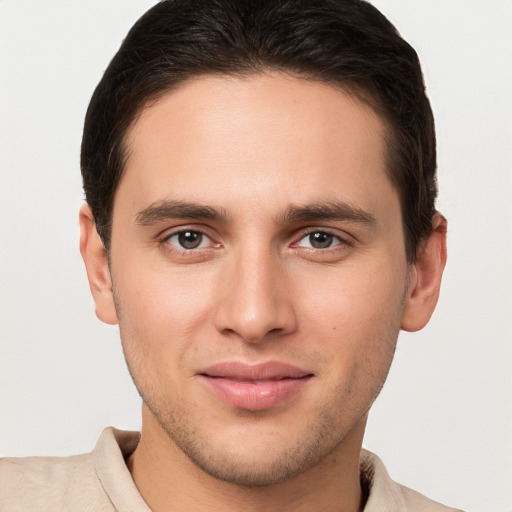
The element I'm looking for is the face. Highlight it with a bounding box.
[85,73,430,486]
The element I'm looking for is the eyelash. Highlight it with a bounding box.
[159,228,219,255]
[159,226,352,256]
[292,229,352,251]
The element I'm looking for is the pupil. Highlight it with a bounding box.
[310,232,333,249]
[178,231,202,249]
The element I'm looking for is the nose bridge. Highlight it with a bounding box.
[214,240,296,342]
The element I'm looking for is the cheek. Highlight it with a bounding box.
[112,261,217,369]
[296,257,406,378]
[299,258,406,329]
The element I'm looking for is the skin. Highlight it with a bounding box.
[80,72,447,512]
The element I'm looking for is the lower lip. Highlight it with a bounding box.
[200,376,312,411]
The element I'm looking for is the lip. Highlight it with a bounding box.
[198,361,313,411]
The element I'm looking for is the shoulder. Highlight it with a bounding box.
[0,442,113,511]
[0,428,147,512]
[361,449,464,512]
[399,485,464,512]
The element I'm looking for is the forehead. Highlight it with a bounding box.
[117,72,398,220]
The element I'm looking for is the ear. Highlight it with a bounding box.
[401,213,447,332]
[79,204,119,325]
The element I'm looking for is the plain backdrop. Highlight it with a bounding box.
[0,1,511,511]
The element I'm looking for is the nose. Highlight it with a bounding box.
[213,247,298,343]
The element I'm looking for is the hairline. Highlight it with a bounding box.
[103,68,420,261]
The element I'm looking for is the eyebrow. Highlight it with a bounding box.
[281,201,376,225]
[135,200,229,225]
[135,199,376,227]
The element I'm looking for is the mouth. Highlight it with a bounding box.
[198,361,314,411]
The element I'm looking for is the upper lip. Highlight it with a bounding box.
[199,361,313,381]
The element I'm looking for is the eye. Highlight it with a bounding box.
[166,230,211,250]
[296,231,343,249]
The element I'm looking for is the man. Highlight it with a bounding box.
[0,0,462,510]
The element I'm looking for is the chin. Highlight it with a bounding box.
[176,438,329,487]
[150,402,354,488]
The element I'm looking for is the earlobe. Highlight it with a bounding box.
[79,204,119,325]
[401,213,447,332]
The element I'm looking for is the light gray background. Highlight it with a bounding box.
[0,1,511,511]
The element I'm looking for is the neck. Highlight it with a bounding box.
[127,406,366,512]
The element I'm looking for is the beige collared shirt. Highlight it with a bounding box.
[0,427,462,511]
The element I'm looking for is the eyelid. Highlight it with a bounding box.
[166,231,211,250]
[158,225,222,251]
[291,227,354,249]
[157,223,215,239]
[155,224,354,255]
